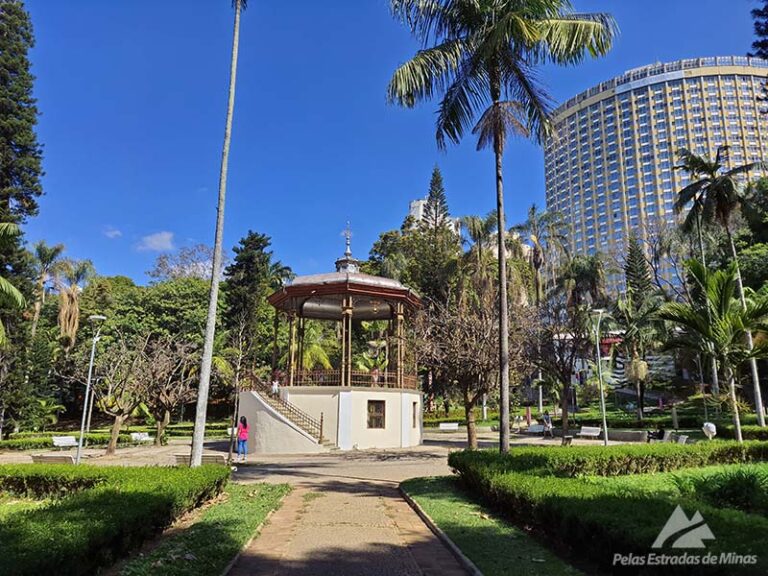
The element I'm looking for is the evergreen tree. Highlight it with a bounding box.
[750,1,768,59]
[0,0,44,436]
[623,236,653,308]
[223,231,291,368]
[420,166,450,232]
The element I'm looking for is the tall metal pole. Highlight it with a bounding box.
[594,310,609,447]
[76,323,102,465]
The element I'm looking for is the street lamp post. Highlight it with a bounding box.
[75,315,106,465]
[592,309,609,447]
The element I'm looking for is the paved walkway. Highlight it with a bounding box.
[229,444,466,576]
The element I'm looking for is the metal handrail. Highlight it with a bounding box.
[245,375,324,441]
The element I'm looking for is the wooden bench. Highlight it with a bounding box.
[129,432,154,443]
[438,422,460,431]
[31,454,75,464]
[578,426,602,439]
[52,435,78,449]
[174,453,228,466]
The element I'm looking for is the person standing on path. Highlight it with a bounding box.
[236,416,249,463]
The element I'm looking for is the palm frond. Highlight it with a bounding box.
[0,276,25,309]
[532,14,618,65]
[472,100,529,152]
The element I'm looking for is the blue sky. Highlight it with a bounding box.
[23,0,758,282]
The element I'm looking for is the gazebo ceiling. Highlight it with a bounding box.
[267,271,421,321]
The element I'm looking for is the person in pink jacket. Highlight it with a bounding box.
[236,416,249,463]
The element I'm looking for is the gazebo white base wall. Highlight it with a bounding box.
[238,391,327,455]
[284,387,422,450]
[239,387,423,454]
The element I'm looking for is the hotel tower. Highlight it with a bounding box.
[544,56,768,289]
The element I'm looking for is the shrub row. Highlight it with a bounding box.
[718,424,768,441]
[0,433,140,451]
[0,464,229,575]
[448,453,768,574]
[448,441,768,478]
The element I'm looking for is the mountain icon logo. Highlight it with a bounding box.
[652,505,716,549]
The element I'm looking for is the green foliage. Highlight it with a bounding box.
[0,432,137,451]
[0,464,229,575]
[673,467,768,515]
[449,450,768,573]
[624,235,653,298]
[738,242,768,291]
[448,442,768,478]
[719,424,768,441]
[750,1,768,59]
[119,483,290,576]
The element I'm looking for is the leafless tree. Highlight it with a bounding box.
[144,336,198,445]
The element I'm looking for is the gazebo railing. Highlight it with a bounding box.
[291,369,419,390]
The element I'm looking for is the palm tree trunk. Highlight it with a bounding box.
[190,0,242,467]
[30,275,45,339]
[726,366,743,443]
[493,133,511,453]
[694,203,720,397]
[725,225,765,427]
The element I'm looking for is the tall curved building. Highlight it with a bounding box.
[544,56,768,288]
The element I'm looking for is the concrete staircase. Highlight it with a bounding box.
[248,378,331,447]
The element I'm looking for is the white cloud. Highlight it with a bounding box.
[103,226,122,239]
[137,231,175,252]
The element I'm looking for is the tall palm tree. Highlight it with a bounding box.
[512,203,567,306]
[557,253,605,308]
[658,261,768,443]
[388,0,616,452]
[191,0,246,467]
[55,259,94,353]
[460,210,497,278]
[0,223,26,345]
[30,241,65,339]
[674,146,767,426]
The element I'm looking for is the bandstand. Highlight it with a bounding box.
[238,235,423,453]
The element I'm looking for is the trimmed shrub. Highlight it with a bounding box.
[718,424,768,441]
[448,441,768,478]
[672,467,768,515]
[0,464,229,575]
[0,433,136,451]
[449,450,768,574]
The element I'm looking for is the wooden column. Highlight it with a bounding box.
[287,311,296,387]
[341,295,353,386]
[395,302,404,388]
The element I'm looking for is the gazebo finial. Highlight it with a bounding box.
[343,221,352,258]
[336,222,359,273]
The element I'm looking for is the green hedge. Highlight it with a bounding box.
[0,433,137,451]
[449,450,768,574]
[448,441,768,478]
[718,424,768,441]
[0,464,229,575]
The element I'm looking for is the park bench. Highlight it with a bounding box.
[676,434,689,445]
[174,453,228,466]
[527,424,545,434]
[52,436,78,449]
[438,422,460,431]
[31,454,75,464]
[561,435,573,446]
[578,426,602,439]
[129,432,153,443]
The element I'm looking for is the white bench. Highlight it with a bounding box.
[130,432,154,443]
[438,422,460,431]
[527,424,545,434]
[578,426,602,439]
[174,453,228,466]
[32,454,75,464]
[676,434,689,445]
[52,435,78,448]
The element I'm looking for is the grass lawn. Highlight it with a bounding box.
[402,476,582,576]
[119,483,290,576]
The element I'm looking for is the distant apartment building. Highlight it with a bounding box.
[544,56,768,290]
[407,198,462,235]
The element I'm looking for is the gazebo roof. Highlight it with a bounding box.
[267,232,421,320]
